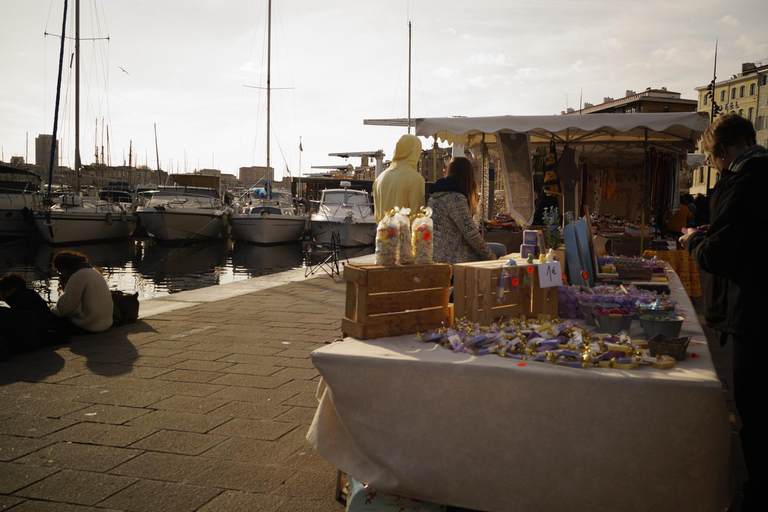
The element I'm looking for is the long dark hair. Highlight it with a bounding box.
[446,156,479,215]
[52,250,95,289]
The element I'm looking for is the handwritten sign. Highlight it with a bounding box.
[537,261,562,288]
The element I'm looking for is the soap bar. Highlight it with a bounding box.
[520,244,538,258]
[523,230,539,245]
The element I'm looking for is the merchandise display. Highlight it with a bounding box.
[418,316,678,370]
[411,207,434,264]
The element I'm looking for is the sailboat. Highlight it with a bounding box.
[0,167,42,238]
[33,0,136,245]
[229,0,308,245]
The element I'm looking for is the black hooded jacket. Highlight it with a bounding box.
[686,145,768,336]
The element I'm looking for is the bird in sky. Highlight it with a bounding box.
[118,66,129,75]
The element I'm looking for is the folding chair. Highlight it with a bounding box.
[304,230,346,277]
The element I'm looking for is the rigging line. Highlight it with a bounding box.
[239,0,266,170]
[389,28,409,119]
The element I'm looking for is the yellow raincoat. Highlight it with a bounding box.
[372,134,425,221]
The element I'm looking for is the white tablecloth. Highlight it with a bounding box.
[307,270,732,512]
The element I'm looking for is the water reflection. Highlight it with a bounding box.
[0,237,316,302]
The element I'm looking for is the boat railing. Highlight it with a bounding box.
[148,194,223,210]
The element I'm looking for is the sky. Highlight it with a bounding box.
[2,0,767,181]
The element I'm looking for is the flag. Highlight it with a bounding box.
[299,141,303,152]
[542,141,562,196]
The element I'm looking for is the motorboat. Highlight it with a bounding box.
[0,168,42,238]
[33,194,136,245]
[136,185,229,242]
[310,182,376,247]
[230,186,307,244]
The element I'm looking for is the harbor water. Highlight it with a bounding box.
[0,237,373,304]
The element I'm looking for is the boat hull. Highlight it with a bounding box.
[33,210,136,245]
[311,219,375,247]
[137,207,228,242]
[230,213,306,244]
[0,194,38,238]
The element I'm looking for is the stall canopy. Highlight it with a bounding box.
[414,112,709,150]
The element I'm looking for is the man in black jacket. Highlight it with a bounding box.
[0,272,56,359]
[680,113,768,512]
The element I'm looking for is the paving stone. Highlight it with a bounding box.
[16,442,141,472]
[98,478,222,512]
[129,430,227,456]
[61,404,150,425]
[201,437,298,465]
[0,435,56,462]
[282,391,322,408]
[171,360,234,372]
[207,386,298,405]
[109,451,216,483]
[127,355,187,368]
[281,468,337,500]
[208,418,299,441]
[3,398,91,419]
[275,498,342,512]
[215,363,281,376]
[0,462,58,493]
[209,373,292,389]
[272,367,320,381]
[0,414,75,438]
[155,369,226,384]
[278,378,322,394]
[215,353,289,366]
[149,395,229,414]
[15,469,136,506]
[196,490,286,511]
[127,410,231,433]
[274,406,318,425]
[152,381,226,398]
[212,401,290,420]
[188,460,294,493]
[76,388,168,408]
[0,500,122,512]
[0,495,24,510]
[45,423,156,448]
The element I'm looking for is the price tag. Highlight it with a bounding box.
[537,261,562,288]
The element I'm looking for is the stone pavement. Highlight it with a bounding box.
[1,263,743,512]
[1,265,348,512]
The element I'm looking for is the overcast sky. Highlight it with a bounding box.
[2,0,767,180]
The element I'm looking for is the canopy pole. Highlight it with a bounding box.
[641,129,648,255]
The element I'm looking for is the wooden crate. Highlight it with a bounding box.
[453,260,559,325]
[342,263,453,339]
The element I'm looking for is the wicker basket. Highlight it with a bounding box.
[648,334,691,361]
[580,302,619,326]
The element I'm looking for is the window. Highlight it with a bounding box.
[748,107,755,121]
[699,168,704,184]
[721,90,726,102]
[750,83,756,95]
[740,85,745,97]
[703,94,709,106]
[739,109,744,117]
[732,88,737,99]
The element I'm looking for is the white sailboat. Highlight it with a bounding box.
[230,0,308,245]
[136,185,228,242]
[34,0,135,245]
[0,168,42,238]
[230,186,306,244]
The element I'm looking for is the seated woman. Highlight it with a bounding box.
[51,250,113,335]
[428,156,505,264]
[0,272,56,360]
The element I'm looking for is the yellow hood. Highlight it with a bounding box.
[388,134,422,170]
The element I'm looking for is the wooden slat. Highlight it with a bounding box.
[362,305,452,339]
[365,287,450,315]
[364,264,452,293]
[345,282,357,321]
[341,317,365,339]
[343,265,368,285]
[479,264,494,326]
[468,266,480,324]
[453,265,466,319]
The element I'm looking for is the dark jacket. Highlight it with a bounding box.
[5,287,51,315]
[686,145,768,336]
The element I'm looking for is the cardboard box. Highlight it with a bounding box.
[342,263,453,339]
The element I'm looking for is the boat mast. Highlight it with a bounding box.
[48,0,69,197]
[407,19,412,134]
[267,0,272,174]
[75,0,81,192]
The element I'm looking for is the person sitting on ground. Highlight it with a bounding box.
[0,272,56,360]
[51,250,113,335]
[372,134,426,222]
[428,156,506,264]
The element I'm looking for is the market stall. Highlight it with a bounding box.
[307,265,730,511]
[411,112,709,255]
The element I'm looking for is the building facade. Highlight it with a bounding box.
[564,88,698,115]
[692,59,768,195]
[239,165,274,187]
